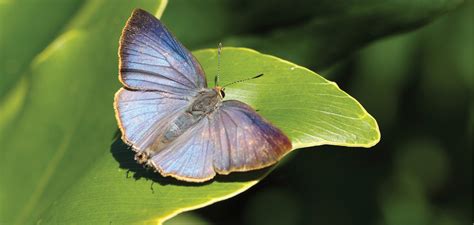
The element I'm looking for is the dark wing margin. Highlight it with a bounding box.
[210,100,292,174]
[119,9,207,95]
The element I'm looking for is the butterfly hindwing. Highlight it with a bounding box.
[119,9,206,95]
[114,88,189,151]
[211,100,292,174]
[148,100,292,182]
[149,118,216,182]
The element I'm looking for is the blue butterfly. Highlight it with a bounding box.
[114,9,292,182]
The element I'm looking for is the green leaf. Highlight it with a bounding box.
[0,0,84,99]
[28,48,378,225]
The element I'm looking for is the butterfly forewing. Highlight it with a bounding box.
[119,9,207,95]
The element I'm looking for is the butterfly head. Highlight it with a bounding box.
[214,86,225,99]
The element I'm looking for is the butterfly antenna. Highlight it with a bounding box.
[215,42,223,87]
[222,73,264,87]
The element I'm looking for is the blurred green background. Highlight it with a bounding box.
[161,0,472,224]
[1,0,471,224]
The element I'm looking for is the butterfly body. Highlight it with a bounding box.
[114,9,292,182]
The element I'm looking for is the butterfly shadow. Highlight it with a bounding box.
[110,130,272,188]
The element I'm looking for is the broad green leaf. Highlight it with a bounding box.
[0,0,84,99]
[33,47,379,224]
[0,1,166,224]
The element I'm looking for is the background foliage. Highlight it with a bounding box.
[0,0,471,224]
[163,1,471,225]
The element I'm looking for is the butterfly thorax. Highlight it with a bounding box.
[189,88,223,116]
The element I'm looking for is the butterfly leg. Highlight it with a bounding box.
[150,182,155,194]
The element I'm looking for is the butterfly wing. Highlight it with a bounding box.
[115,9,205,152]
[148,100,292,182]
[149,117,216,182]
[211,100,292,174]
[119,9,207,96]
[114,88,189,151]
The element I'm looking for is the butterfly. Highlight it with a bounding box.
[114,9,292,182]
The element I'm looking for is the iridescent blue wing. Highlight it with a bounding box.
[148,100,292,182]
[119,9,206,96]
[115,9,206,153]
[210,100,292,174]
[114,88,189,151]
[149,118,216,182]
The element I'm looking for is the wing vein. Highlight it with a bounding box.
[138,32,197,88]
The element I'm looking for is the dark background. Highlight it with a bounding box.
[160,1,472,225]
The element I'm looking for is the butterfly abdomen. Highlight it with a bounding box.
[162,112,198,144]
